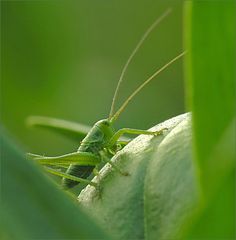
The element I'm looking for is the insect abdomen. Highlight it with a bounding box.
[62,164,94,189]
[62,124,104,189]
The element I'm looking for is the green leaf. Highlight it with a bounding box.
[184,1,236,238]
[0,127,110,240]
[184,1,235,190]
[78,113,199,239]
[27,116,91,142]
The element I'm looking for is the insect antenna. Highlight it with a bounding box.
[108,8,172,120]
[110,51,186,123]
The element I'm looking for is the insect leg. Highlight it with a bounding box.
[108,127,167,146]
[93,167,100,176]
[28,151,100,189]
[100,152,129,176]
[45,166,98,188]
[28,151,100,166]
[117,140,130,146]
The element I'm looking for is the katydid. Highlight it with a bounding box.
[27,9,185,190]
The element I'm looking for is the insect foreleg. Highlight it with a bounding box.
[108,127,167,146]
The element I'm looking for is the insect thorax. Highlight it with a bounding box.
[79,119,115,154]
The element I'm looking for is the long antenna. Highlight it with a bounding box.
[108,8,172,119]
[110,51,186,123]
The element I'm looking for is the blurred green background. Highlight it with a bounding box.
[1,0,184,155]
[1,1,235,239]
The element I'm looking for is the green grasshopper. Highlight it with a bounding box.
[27,9,185,190]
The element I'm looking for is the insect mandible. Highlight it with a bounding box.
[27,9,185,190]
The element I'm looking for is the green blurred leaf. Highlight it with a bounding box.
[184,1,235,238]
[27,116,91,142]
[78,113,199,239]
[186,121,235,238]
[0,127,110,239]
[185,0,235,189]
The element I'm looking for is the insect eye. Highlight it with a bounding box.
[117,144,122,150]
[103,121,110,126]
